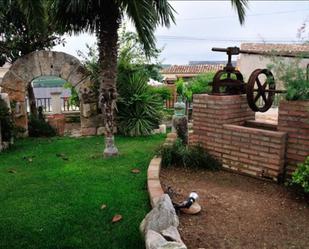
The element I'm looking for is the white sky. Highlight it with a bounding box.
[53,0,309,65]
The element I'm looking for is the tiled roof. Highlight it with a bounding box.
[241,43,309,56]
[161,64,224,74]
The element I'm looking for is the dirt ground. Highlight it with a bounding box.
[160,167,309,249]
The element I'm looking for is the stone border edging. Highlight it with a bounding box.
[147,132,178,207]
[147,156,164,208]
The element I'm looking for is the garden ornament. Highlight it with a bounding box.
[173,192,201,215]
[174,96,186,117]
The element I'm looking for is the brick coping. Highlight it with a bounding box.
[147,132,178,207]
[147,156,164,208]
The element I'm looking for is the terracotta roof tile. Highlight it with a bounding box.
[161,64,224,74]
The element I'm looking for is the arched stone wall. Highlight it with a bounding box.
[0,51,101,136]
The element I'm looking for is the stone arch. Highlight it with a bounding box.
[0,50,98,136]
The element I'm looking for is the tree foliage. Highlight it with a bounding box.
[268,58,309,101]
[0,0,64,65]
[50,0,175,54]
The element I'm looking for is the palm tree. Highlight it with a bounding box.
[23,0,248,156]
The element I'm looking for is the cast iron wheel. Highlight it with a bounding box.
[246,69,275,112]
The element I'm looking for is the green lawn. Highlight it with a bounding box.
[0,135,165,249]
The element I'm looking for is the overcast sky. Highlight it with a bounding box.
[53,0,309,65]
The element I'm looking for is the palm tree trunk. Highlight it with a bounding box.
[27,83,37,118]
[97,5,120,157]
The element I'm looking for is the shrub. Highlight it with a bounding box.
[28,115,56,137]
[63,82,80,107]
[176,78,185,97]
[174,73,215,102]
[185,73,215,101]
[117,72,163,136]
[268,58,309,101]
[291,156,309,193]
[149,86,172,101]
[0,97,13,142]
[159,139,221,170]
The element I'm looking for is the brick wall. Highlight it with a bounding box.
[222,124,286,181]
[190,94,287,181]
[190,94,254,158]
[278,100,309,176]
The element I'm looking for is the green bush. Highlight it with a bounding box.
[0,97,13,142]
[28,115,56,137]
[149,86,172,101]
[185,73,215,101]
[63,82,80,107]
[176,78,185,97]
[175,73,215,102]
[291,156,309,193]
[159,139,221,170]
[268,58,309,101]
[117,72,163,136]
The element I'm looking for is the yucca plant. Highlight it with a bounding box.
[117,72,162,136]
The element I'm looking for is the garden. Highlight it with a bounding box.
[1,1,309,249]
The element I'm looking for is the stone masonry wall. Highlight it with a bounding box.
[278,100,309,176]
[0,51,100,136]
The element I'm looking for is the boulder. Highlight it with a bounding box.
[146,230,186,249]
[140,194,187,249]
[140,194,179,234]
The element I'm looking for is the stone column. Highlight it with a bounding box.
[50,92,62,114]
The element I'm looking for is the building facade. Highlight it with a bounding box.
[238,43,309,88]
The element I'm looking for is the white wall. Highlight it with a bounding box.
[33,87,71,99]
[238,54,309,89]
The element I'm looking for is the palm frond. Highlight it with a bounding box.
[16,0,46,30]
[50,0,99,33]
[230,0,249,25]
[122,0,175,54]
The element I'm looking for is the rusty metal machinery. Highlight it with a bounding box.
[211,47,246,95]
[211,47,287,113]
[246,68,285,112]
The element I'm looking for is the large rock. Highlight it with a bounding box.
[140,194,187,249]
[146,230,186,249]
[140,194,179,234]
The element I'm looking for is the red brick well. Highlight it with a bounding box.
[190,94,287,181]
